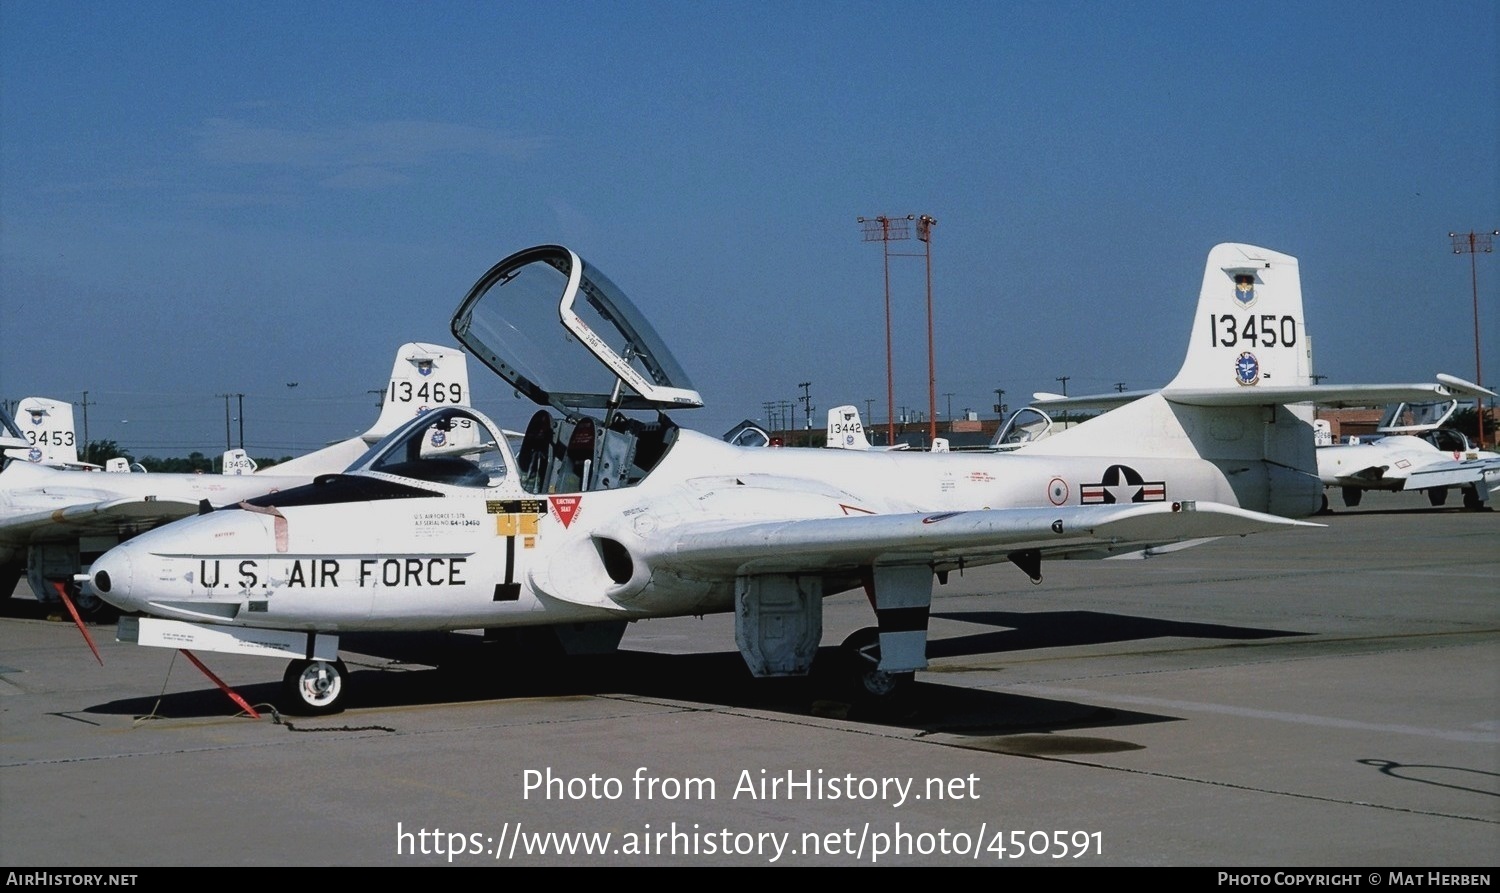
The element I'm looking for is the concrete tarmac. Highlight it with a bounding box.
[2,490,1496,867]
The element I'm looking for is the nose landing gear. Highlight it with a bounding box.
[283,658,348,715]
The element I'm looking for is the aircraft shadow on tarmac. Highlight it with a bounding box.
[84,610,1305,749]
[1320,508,1493,517]
[1356,759,1500,799]
[927,608,1305,658]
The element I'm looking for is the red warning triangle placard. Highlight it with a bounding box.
[550,495,582,528]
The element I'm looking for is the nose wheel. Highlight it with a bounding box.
[282,658,348,715]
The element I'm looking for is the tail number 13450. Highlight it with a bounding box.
[1208,314,1297,349]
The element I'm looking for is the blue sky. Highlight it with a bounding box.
[2,1,1496,456]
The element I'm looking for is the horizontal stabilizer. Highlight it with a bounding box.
[1160,381,1478,408]
[1030,389,1152,410]
[1434,373,1496,398]
[1036,380,1483,411]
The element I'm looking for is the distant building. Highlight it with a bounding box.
[1316,408,1385,442]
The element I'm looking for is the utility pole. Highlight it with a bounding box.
[993,388,1006,418]
[1114,382,1127,393]
[236,393,245,450]
[287,383,299,456]
[1449,230,1497,446]
[1056,376,1070,396]
[943,391,954,429]
[798,382,813,446]
[219,393,233,450]
[78,390,94,447]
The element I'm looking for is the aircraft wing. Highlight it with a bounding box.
[650,501,1317,577]
[1400,456,1500,490]
[0,497,202,543]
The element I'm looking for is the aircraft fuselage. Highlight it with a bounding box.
[91,431,1250,632]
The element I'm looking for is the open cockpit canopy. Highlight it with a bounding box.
[1377,399,1457,434]
[451,245,703,417]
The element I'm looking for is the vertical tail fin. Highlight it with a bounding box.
[266,342,472,478]
[221,449,258,475]
[9,397,80,465]
[826,405,874,450]
[1021,243,1322,517]
[363,343,472,442]
[1166,243,1313,392]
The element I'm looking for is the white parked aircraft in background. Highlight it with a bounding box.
[1316,396,1499,509]
[87,242,1472,715]
[720,419,773,448]
[824,405,909,450]
[264,343,473,478]
[221,449,259,475]
[0,342,470,613]
[4,397,90,468]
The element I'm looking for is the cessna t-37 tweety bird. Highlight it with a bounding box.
[825,405,913,451]
[88,243,1471,715]
[2,397,92,469]
[1315,395,1499,510]
[0,343,470,616]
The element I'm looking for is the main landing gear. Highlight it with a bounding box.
[840,627,915,700]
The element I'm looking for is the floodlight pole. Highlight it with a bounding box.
[917,215,938,443]
[859,216,911,446]
[1449,230,1497,446]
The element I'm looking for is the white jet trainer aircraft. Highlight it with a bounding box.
[1316,396,1499,509]
[3,397,89,468]
[0,343,469,612]
[88,243,1469,715]
[825,405,911,451]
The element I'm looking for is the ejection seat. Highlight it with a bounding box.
[516,411,604,494]
[518,410,557,494]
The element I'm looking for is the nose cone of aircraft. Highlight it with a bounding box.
[87,508,281,617]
